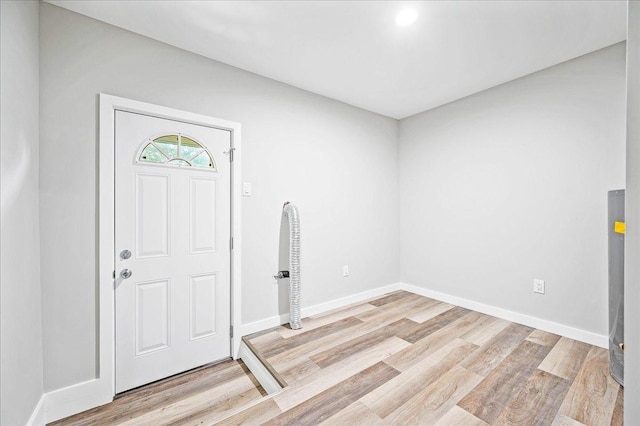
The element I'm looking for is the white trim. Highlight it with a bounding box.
[44,379,109,423]
[302,283,402,318]
[45,277,608,421]
[238,341,283,394]
[230,122,242,359]
[237,282,607,348]
[238,283,402,338]
[49,94,245,423]
[399,282,608,348]
[213,385,283,424]
[26,394,46,426]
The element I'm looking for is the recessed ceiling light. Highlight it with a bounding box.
[396,9,418,27]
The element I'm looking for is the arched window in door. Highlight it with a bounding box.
[137,134,216,170]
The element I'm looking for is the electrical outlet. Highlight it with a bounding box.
[343,265,349,277]
[533,279,545,294]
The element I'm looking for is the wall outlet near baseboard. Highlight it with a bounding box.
[533,279,545,294]
[343,265,349,277]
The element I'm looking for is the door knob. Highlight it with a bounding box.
[120,269,133,279]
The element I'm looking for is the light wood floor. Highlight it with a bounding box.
[49,359,267,425]
[51,291,623,425]
[238,290,623,426]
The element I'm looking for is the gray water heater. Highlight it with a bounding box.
[608,189,624,386]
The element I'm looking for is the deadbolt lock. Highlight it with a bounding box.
[120,249,132,260]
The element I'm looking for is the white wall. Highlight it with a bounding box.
[39,4,399,392]
[399,43,626,338]
[36,0,631,413]
[0,1,45,424]
[625,1,640,423]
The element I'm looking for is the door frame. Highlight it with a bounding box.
[98,94,242,399]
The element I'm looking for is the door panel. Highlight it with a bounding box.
[135,279,170,355]
[190,273,217,339]
[136,173,170,258]
[190,177,217,253]
[115,110,231,393]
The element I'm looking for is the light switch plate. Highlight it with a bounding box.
[242,182,252,196]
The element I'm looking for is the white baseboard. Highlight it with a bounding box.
[237,283,402,340]
[399,282,608,348]
[302,283,403,318]
[238,341,283,394]
[44,378,112,424]
[26,394,46,426]
[237,281,607,348]
[43,280,608,424]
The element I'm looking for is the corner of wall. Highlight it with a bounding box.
[624,1,640,424]
[26,396,46,426]
[1,0,45,424]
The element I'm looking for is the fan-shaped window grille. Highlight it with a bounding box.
[138,134,215,170]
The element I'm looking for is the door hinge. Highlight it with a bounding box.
[112,270,115,279]
[230,325,234,338]
[230,237,234,250]
[224,147,235,162]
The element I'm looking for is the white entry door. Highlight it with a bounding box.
[115,110,231,393]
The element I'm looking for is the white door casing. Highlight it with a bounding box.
[115,111,231,393]
[43,95,240,424]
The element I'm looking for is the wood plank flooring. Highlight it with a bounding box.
[49,360,267,425]
[240,291,623,426]
[51,291,623,425]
